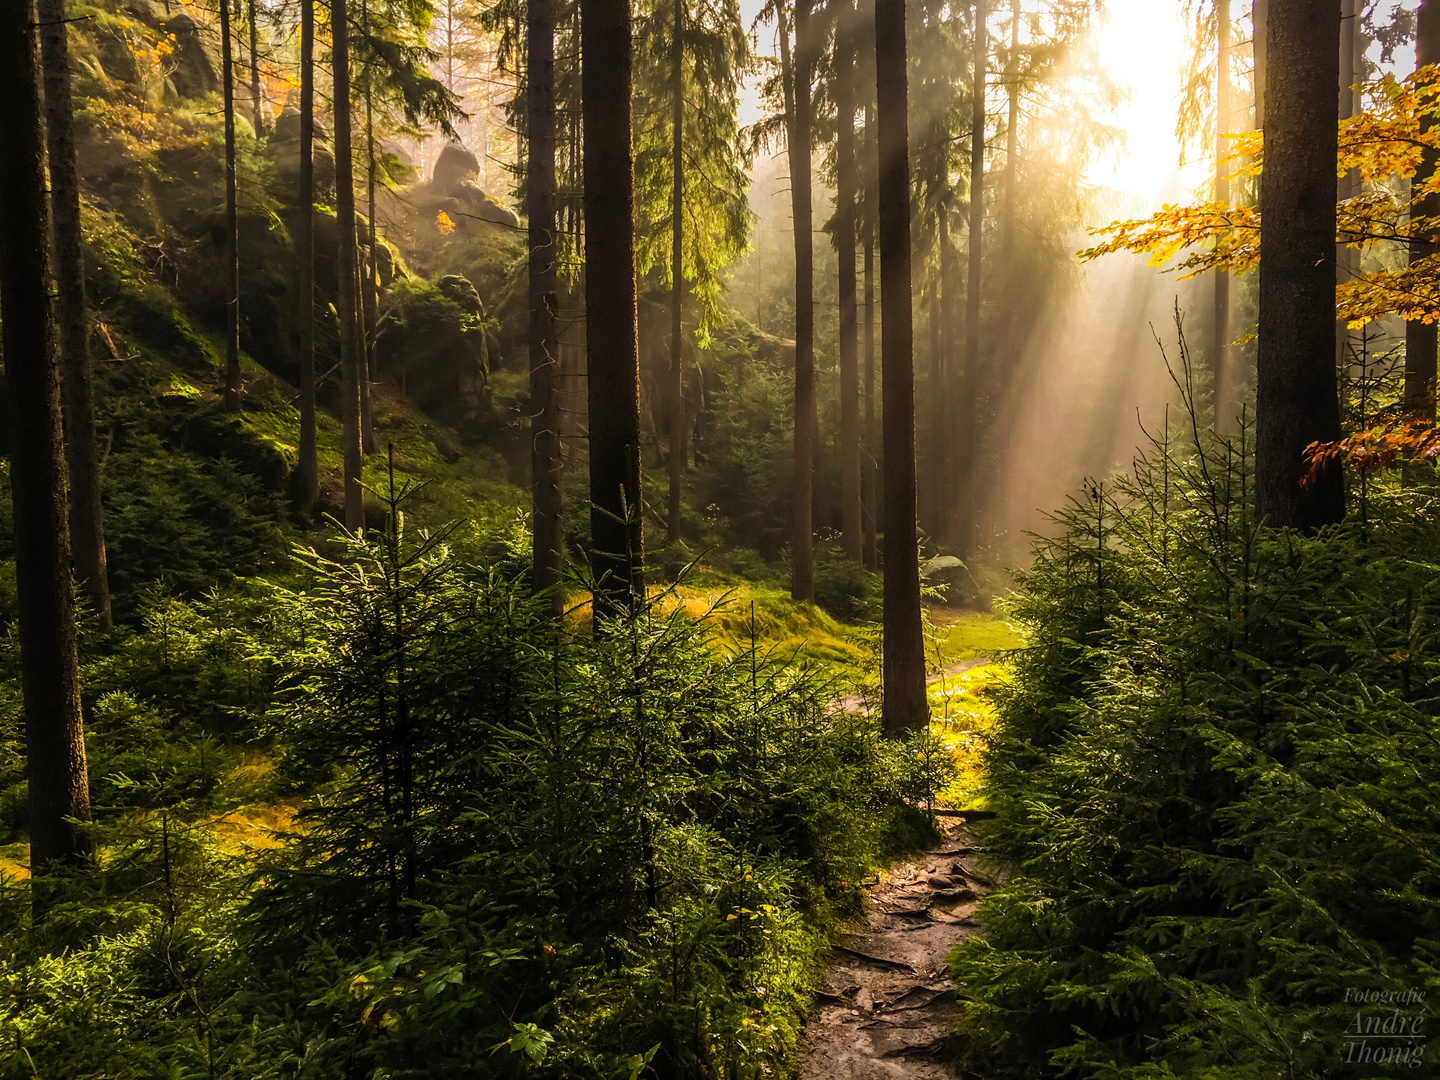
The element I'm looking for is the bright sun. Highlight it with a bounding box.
[1083,0,1205,205]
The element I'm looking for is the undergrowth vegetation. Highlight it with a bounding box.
[0,474,954,1080]
[954,387,1440,1077]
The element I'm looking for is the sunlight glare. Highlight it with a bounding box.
[1083,0,1207,207]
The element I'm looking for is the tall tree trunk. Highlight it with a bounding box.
[782,0,816,602]
[1214,0,1232,429]
[39,0,111,630]
[530,0,563,617]
[358,0,376,456]
[355,258,373,453]
[333,0,364,533]
[1405,5,1440,423]
[667,0,685,544]
[1407,1,1440,419]
[222,0,242,413]
[876,0,925,733]
[249,0,265,137]
[1336,0,1358,374]
[1002,0,1018,253]
[837,0,861,562]
[294,0,318,515]
[938,208,954,543]
[0,0,91,880]
[863,103,878,571]
[1253,0,1267,129]
[582,0,643,618]
[1255,0,1342,529]
[924,262,941,534]
[958,0,984,559]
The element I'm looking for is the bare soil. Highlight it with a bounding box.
[797,818,989,1078]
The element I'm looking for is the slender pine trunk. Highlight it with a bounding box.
[1214,0,1232,428]
[249,0,265,137]
[1335,0,1358,376]
[876,0,925,732]
[222,0,242,412]
[667,0,685,544]
[1406,0,1440,420]
[1253,0,1267,129]
[782,0,816,602]
[294,0,318,515]
[529,0,563,616]
[39,0,111,630]
[958,0,984,558]
[360,0,377,454]
[582,0,643,619]
[863,102,877,571]
[925,261,941,534]
[938,208,953,544]
[1254,0,1342,529]
[333,0,364,532]
[1002,0,1017,252]
[837,0,862,562]
[0,0,91,884]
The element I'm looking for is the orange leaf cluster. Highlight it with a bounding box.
[1082,68,1440,330]
[1305,418,1440,484]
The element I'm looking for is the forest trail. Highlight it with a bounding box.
[797,818,987,1078]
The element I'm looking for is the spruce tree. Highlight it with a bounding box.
[875,0,926,731]
[294,0,320,516]
[1255,0,1342,529]
[958,0,985,558]
[785,0,817,602]
[222,0,243,413]
[38,0,112,630]
[582,0,644,616]
[835,0,862,563]
[529,0,564,617]
[332,0,365,533]
[0,0,91,880]
[1406,0,1440,419]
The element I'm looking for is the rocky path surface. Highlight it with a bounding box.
[798,818,989,1078]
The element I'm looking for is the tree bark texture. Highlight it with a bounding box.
[294,0,319,515]
[1406,0,1440,419]
[529,0,564,617]
[582,0,644,618]
[667,0,686,543]
[1255,0,1342,530]
[222,0,242,413]
[39,0,112,630]
[0,0,91,874]
[782,0,817,602]
[836,0,862,563]
[958,0,984,558]
[332,0,365,532]
[876,0,926,733]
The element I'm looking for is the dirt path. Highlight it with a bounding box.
[797,818,988,1078]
